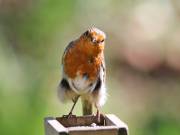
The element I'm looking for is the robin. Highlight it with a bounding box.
[58,27,107,120]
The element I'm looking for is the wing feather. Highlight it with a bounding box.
[62,41,75,65]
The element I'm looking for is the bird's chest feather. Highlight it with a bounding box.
[64,44,103,81]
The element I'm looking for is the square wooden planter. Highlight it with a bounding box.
[44,114,128,135]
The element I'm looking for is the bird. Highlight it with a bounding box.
[58,27,107,121]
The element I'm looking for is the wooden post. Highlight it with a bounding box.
[44,114,128,135]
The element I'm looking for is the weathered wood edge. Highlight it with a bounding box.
[68,125,118,132]
[106,114,129,135]
[44,117,68,135]
[56,114,105,127]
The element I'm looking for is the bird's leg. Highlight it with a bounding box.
[95,104,100,123]
[67,95,80,118]
[95,106,106,125]
[95,108,101,123]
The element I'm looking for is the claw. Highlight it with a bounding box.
[95,109,105,125]
[63,113,76,118]
[96,109,100,123]
[63,95,80,119]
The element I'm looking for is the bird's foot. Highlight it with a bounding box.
[95,111,106,125]
[62,112,76,118]
[95,111,100,123]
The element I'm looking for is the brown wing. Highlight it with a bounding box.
[101,54,106,83]
[62,41,75,65]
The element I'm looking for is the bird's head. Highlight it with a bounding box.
[81,27,106,46]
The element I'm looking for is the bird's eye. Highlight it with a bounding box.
[101,39,104,43]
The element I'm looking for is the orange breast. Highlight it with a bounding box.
[64,39,104,81]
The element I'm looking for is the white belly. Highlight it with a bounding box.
[68,73,97,94]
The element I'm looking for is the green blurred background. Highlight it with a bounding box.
[0,0,180,135]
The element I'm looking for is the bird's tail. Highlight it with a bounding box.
[82,99,93,115]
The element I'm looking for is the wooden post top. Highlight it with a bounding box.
[44,114,128,135]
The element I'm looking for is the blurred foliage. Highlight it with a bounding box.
[0,0,180,135]
[142,114,180,135]
[1,0,75,57]
[0,1,76,135]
